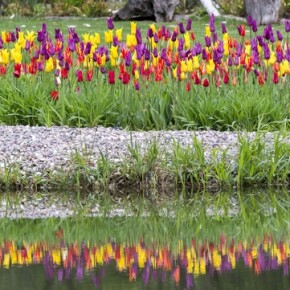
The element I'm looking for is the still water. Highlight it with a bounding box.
[0,190,289,289]
[0,231,289,289]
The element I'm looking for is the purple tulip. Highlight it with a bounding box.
[202,48,207,60]
[68,38,76,52]
[263,43,270,59]
[263,25,273,41]
[161,25,166,36]
[37,31,44,42]
[186,18,192,31]
[34,49,40,59]
[10,32,16,42]
[136,28,142,44]
[125,51,132,66]
[277,30,283,41]
[160,48,167,59]
[153,47,158,58]
[136,44,144,60]
[100,67,106,74]
[234,55,239,66]
[178,38,184,51]
[285,48,290,61]
[247,15,253,27]
[147,28,153,38]
[228,56,233,66]
[285,19,290,32]
[107,17,114,30]
[276,49,283,63]
[221,22,227,34]
[178,22,185,34]
[41,23,47,34]
[213,32,218,42]
[236,43,243,57]
[252,19,258,32]
[217,41,224,54]
[171,30,178,42]
[205,36,211,47]
[153,33,159,43]
[0,37,3,49]
[49,44,55,56]
[144,48,150,60]
[84,42,92,55]
[253,50,260,64]
[209,13,215,32]
[113,36,118,46]
[25,39,30,50]
[55,28,62,41]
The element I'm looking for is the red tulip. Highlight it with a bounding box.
[203,78,209,87]
[186,81,191,92]
[13,63,21,78]
[86,69,93,82]
[50,90,59,101]
[76,69,83,82]
[223,73,229,84]
[61,68,68,79]
[272,72,279,84]
[0,65,6,75]
[108,70,115,84]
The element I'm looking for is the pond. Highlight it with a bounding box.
[0,190,289,290]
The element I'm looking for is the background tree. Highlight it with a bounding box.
[244,0,282,25]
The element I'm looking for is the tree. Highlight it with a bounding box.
[113,0,220,22]
[244,0,282,25]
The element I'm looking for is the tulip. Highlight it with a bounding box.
[186,19,192,31]
[107,17,114,30]
[284,20,290,33]
[178,22,185,34]
[237,25,245,37]
[272,72,279,84]
[203,78,209,87]
[108,70,115,84]
[134,80,140,90]
[76,69,83,82]
[50,90,59,101]
[0,64,6,75]
[86,69,93,81]
[185,81,191,91]
[276,30,283,41]
[130,22,137,35]
[221,22,227,34]
[209,14,215,33]
[13,63,21,78]
[45,57,54,72]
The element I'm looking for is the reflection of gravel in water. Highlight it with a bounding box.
[0,192,278,219]
[1,125,289,181]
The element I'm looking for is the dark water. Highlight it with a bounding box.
[0,238,289,290]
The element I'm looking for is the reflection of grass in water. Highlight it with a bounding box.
[0,189,289,247]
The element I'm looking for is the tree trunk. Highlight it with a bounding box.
[244,0,281,25]
[199,0,220,17]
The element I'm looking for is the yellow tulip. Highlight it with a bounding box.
[245,44,251,56]
[94,33,101,44]
[193,56,200,69]
[0,49,9,64]
[126,34,136,47]
[104,30,113,43]
[45,57,54,72]
[110,56,117,66]
[82,33,90,43]
[205,24,211,37]
[110,46,119,59]
[187,59,193,72]
[134,70,139,80]
[25,30,36,42]
[17,31,25,48]
[180,60,187,72]
[184,32,191,49]
[172,67,177,79]
[116,28,123,41]
[224,42,229,56]
[206,59,215,74]
[11,50,22,64]
[130,21,137,35]
[269,51,276,65]
[149,23,157,33]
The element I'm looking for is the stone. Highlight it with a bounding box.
[113,0,179,22]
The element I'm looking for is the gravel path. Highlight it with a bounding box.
[0,125,287,178]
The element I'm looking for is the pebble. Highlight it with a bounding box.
[0,125,289,178]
